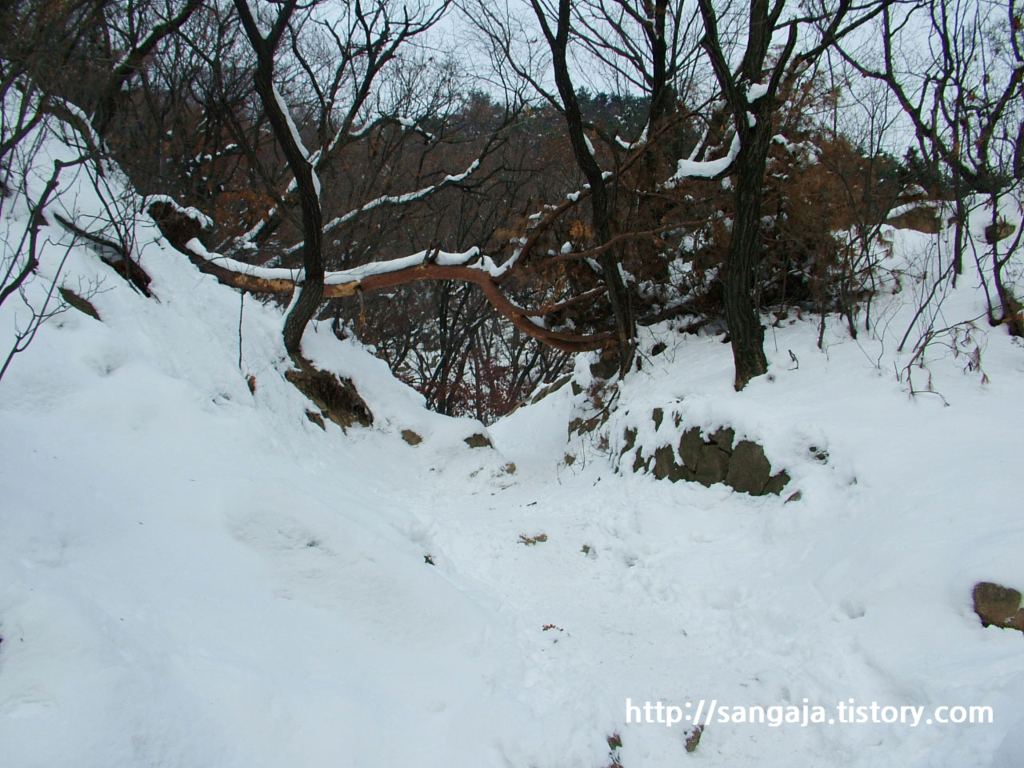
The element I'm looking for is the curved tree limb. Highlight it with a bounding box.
[173,231,612,352]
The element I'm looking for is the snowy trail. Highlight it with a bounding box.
[3,284,1024,767]
[408,321,1024,767]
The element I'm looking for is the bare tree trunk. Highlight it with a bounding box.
[531,0,635,375]
[723,120,772,389]
[233,0,324,358]
[696,0,786,390]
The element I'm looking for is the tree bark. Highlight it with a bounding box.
[723,116,772,390]
[234,0,324,358]
[531,0,635,375]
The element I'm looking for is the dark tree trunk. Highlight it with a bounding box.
[234,0,324,359]
[531,0,635,376]
[723,114,772,390]
[696,0,784,390]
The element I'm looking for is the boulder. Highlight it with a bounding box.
[726,440,773,494]
[678,427,704,471]
[464,433,492,449]
[285,364,372,430]
[710,427,735,451]
[973,582,1024,632]
[654,445,693,482]
[763,471,792,496]
[694,444,730,486]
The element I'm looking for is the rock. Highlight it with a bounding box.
[401,429,423,445]
[569,413,606,437]
[653,445,693,482]
[763,471,791,496]
[632,450,649,473]
[710,427,735,451]
[667,459,695,483]
[528,375,571,405]
[887,205,940,234]
[304,410,325,430]
[464,433,492,449]
[685,724,704,753]
[285,363,372,430]
[630,412,789,496]
[59,287,100,320]
[652,408,664,430]
[985,219,1017,245]
[621,428,637,455]
[652,445,674,480]
[973,582,1024,631]
[589,354,619,380]
[147,199,206,247]
[809,446,829,462]
[678,427,703,471]
[726,440,772,494]
[694,444,730,486]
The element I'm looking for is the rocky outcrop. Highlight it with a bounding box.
[285,361,372,430]
[886,205,941,234]
[984,219,1017,245]
[625,421,789,496]
[59,287,101,320]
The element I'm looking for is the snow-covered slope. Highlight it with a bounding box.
[2,107,1024,768]
[0,110,547,768]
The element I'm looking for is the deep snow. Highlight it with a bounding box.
[2,106,1024,768]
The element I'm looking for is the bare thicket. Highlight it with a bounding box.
[2,0,1020,412]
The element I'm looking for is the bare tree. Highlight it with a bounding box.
[168,1,640,362]
[218,0,548,360]
[686,0,892,388]
[461,0,708,375]
[91,0,204,136]
[1,95,104,382]
[837,0,1024,333]
[230,0,333,358]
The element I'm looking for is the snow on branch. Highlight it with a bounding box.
[772,134,819,163]
[144,196,214,230]
[317,159,481,238]
[272,85,320,199]
[175,236,607,351]
[665,131,741,185]
[184,238,502,293]
[615,124,649,151]
[746,82,769,101]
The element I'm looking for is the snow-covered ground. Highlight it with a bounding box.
[2,109,1023,768]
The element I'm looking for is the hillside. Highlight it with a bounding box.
[2,101,1024,768]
